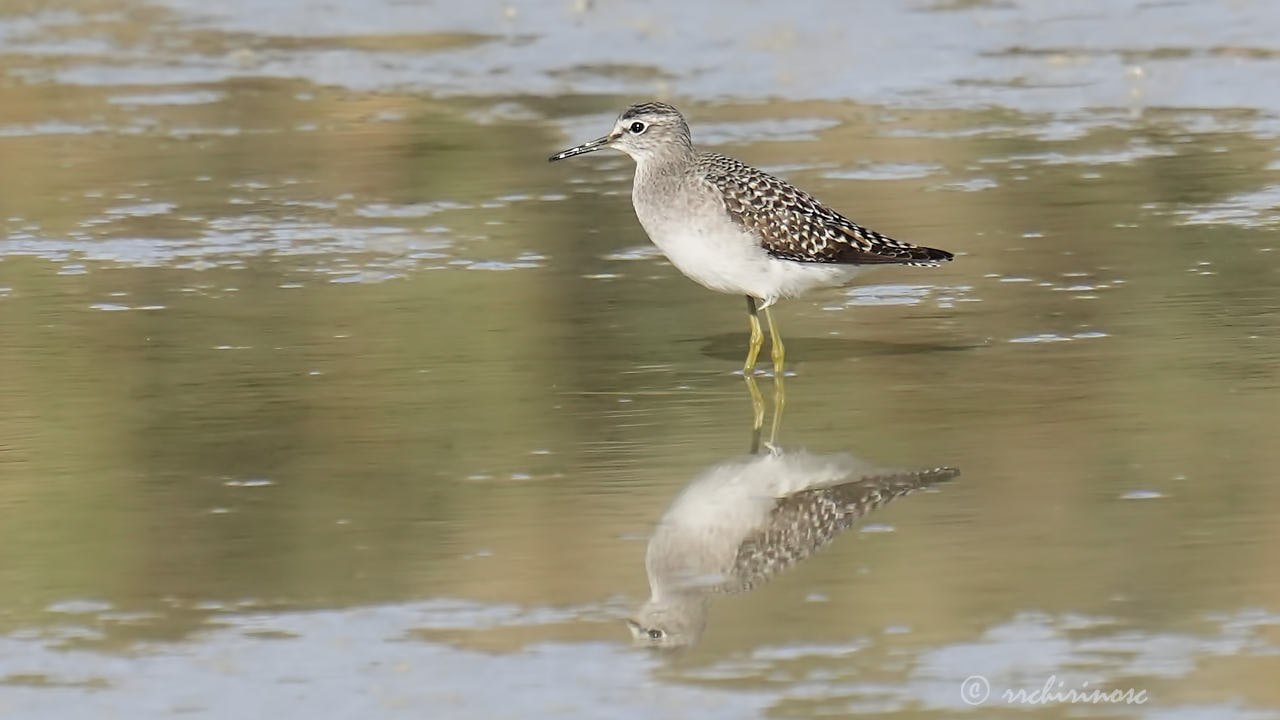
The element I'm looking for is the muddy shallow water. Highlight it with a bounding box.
[2,0,1280,717]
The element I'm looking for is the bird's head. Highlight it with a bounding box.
[549,102,692,164]
[624,594,708,649]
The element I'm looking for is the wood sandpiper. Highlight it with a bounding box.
[628,449,958,647]
[549,102,954,376]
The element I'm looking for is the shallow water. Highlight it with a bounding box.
[3,0,1280,717]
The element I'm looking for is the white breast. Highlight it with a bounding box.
[644,451,870,593]
[632,180,860,303]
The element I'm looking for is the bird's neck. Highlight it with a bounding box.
[634,148,697,201]
[635,144,695,176]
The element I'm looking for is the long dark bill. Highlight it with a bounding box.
[548,135,612,162]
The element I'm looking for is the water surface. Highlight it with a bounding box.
[2,0,1280,717]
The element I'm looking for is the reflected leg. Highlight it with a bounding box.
[744,374,765,452]
[768,370,786,451]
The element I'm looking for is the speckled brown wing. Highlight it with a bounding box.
[697,153,953,266]
[726,467,959,594]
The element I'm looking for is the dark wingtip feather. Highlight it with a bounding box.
[913,245,954,264]
[919,466,961,484]
[926,244,957,262]
[859,466,961,492]
[832,237,955,267]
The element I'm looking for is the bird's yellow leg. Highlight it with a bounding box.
[743,295,764,374]
[764,306,785,376]
[762,305,787,450]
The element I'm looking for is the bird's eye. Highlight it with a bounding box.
[648,628,663,639]
[629,121,647,134]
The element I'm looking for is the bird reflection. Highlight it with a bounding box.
[627,383,957,648]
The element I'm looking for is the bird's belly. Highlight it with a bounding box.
[641,222,859,302]
[647,225,765,295]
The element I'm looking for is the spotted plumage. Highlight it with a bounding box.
[699,153,953,267]
[729,466,959,593]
